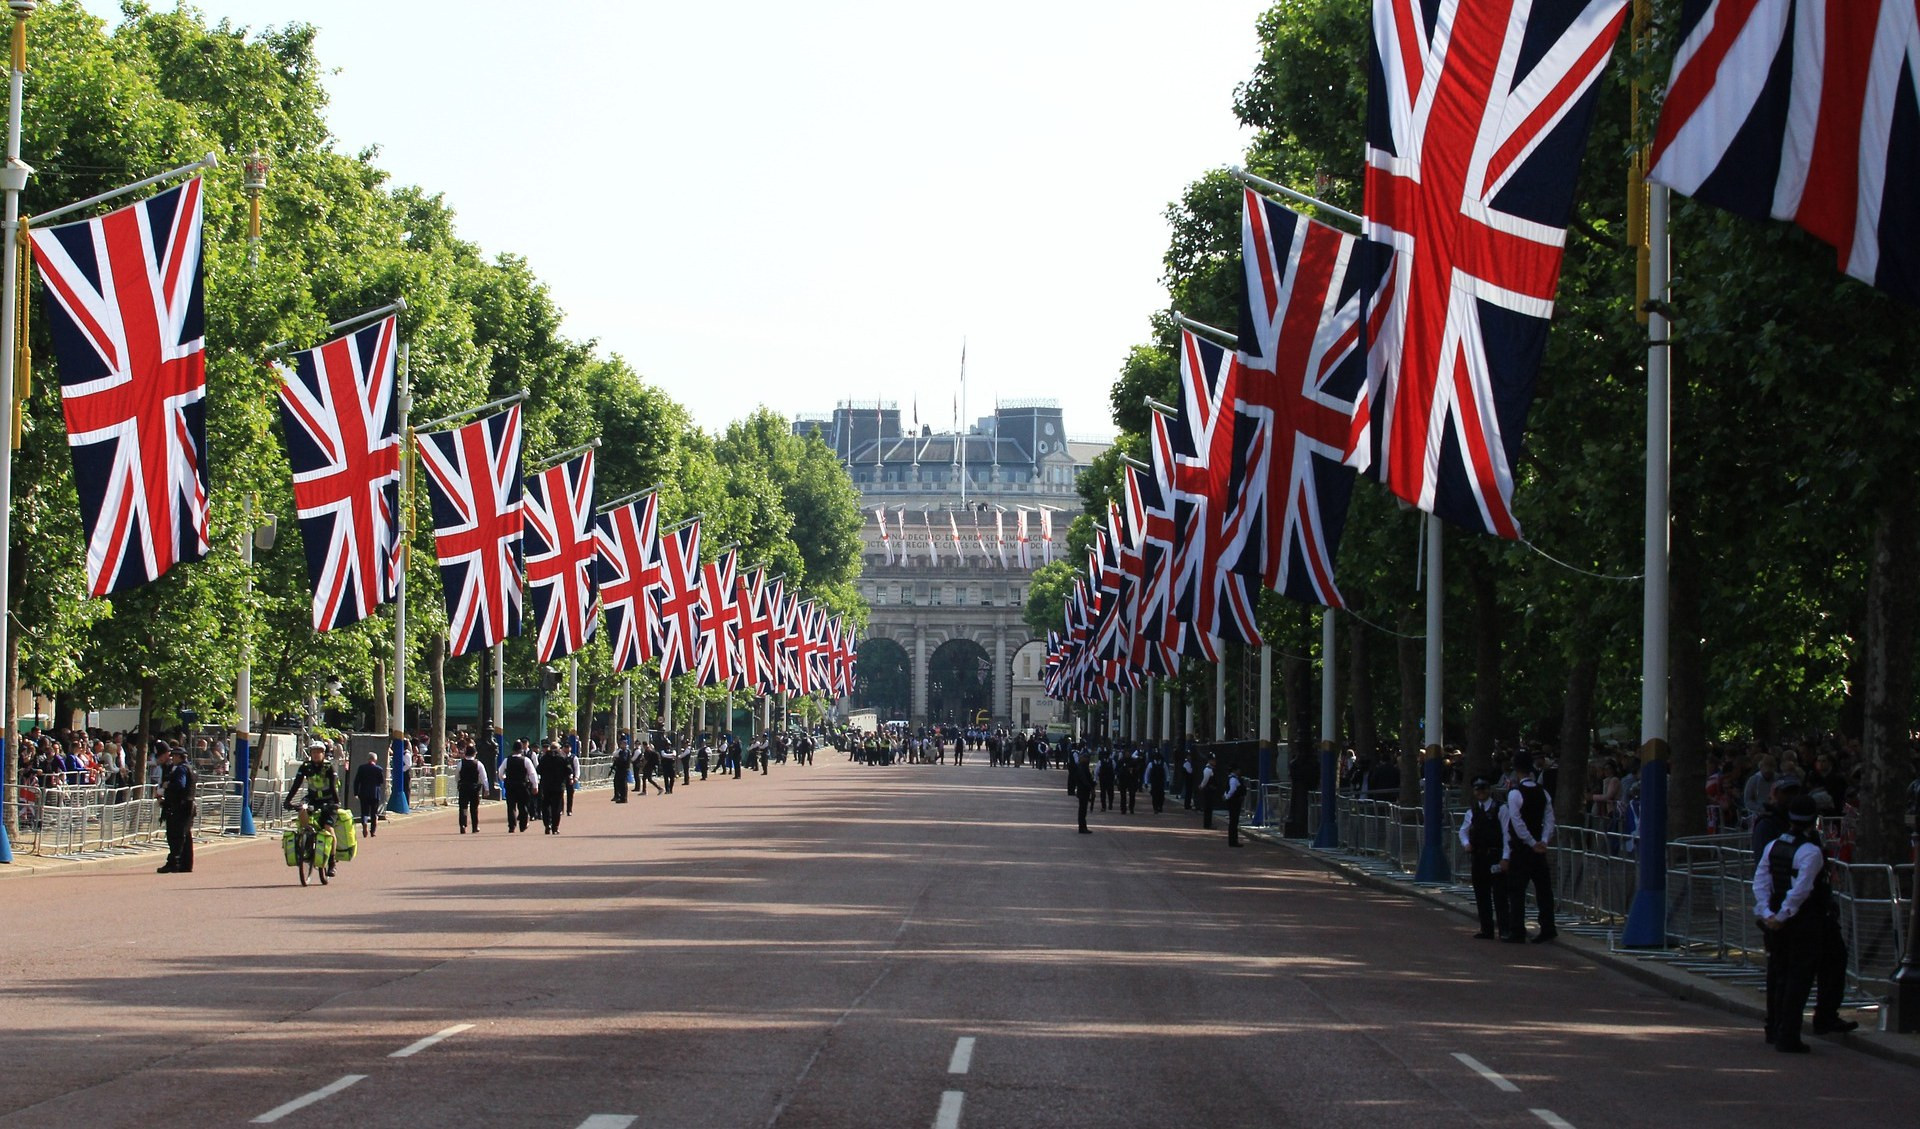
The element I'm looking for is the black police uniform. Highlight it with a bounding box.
[158,754,196,873]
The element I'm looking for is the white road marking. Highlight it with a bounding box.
[1452,1052,1520,1093]
[933,1090,965,1129]
[574,1118,637,1129]
[389,1023,475,1058]
[251,1074,367,1123]
[948,1036,976,1074]
[1532,1112,1577,1129]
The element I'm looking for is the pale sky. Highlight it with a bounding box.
[82,0,1272,439]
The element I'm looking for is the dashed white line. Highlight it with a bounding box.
[1531,1111,1577,1129]
[574,1117,638,1129]
[1452,1052,1520,1093]
[933,1089,965,1129]
[390,1022,475,1058]
[250,1074,367,1123]
[948,1036,976,1075]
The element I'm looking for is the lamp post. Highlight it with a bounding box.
[241,146,268,266]
[0,1,36,864]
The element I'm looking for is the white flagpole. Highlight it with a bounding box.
[234,493,256,835]
[0,4,33,864]
[1414,516,1449,881]
[388,339,412,813]
[492,641,505,746]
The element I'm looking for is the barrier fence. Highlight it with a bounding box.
[1252,782,1912,1007]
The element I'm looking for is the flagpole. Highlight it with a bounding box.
[27,150,218,226]
[492,641,505,752]
[0,1,35,864]
[1227,166,1364,228]
[1414,515,1450,882]
[1257,645,1274,827]
[568,654,578,753]
[233,493,256,835]
[387,339,412,814]
[1623,180,1672,947]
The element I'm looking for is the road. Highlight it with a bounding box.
[1,756,1912,1128]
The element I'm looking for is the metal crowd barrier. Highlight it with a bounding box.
[1252,781,1913,1006]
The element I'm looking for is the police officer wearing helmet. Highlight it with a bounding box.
[1753,795,1859,1051]
[286,741,344,878]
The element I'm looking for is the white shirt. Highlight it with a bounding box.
[1753,836,1825,922]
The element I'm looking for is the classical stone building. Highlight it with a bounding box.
[796,400,1107,728]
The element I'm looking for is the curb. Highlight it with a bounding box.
[1245,825,1920,1070]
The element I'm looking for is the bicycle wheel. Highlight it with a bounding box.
[297,833,313,887]
[316,833,331,885]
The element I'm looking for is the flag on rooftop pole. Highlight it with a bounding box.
[1649,0,1920,304]
[876,506,893,565]
[28,177,210,596]
[274,313,402,631]
[417,403,525,656]
[1359,0,1630,538]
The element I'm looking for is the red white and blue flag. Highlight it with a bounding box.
[523,450,599,663]
[29,178,210,596]
[418,404,524,657]
[735,567,775,693]
[695,548,742,688]
[1361,0,1629,538]
[1232,189,1393,608]
[594,494,662,673]
[1171,329,1261,654]
[655,520,704,680]
[274,314,401,631]
[1650,0,1920,304]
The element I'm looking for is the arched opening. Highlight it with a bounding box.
[926,637,993,725]
[853,637,911,720]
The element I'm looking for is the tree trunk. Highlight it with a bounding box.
[371,658,389,735]
[580,670,600,749]
[1283,646,1312,761]
[1396,606,1422,805]
[1856,467,1918,864]
[1465,552,1502,788]
[1346,611,1378,783]
[1555,652,1600,824]
[136,676,158,786]
[1668,515,1708,839]
[428,633,447,765]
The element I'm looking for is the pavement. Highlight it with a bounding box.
[2,760,1916,1129]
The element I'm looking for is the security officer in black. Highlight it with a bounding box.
[611,737,632,803]
[1457,777,1510,939]
[1069,750,1096,833]
[1502,750,1557,942]
[156,742,196,873]
[1221,767,1247,847]
[1754,796,1858,1051]
[536,741,570,834]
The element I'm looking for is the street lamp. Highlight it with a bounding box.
[242,146,268,265]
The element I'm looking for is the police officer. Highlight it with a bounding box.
[455,742,488,832]
[1457,777,1510,939]
[502,741,534,833]
[537,741,570,834]
[1502,751,1557,943]
[1069,749,1096,834]
[611,737,632,803]
[1754,796,1858,1051]
[1221,766,1247,847]
[1145,753,1169,814]
[155,743,196,874]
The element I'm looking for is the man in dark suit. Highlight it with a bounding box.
[1070,750,1096,834]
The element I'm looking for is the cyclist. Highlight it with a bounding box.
[285,741,344,878]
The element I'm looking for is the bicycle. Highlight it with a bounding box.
[292,801,336,887]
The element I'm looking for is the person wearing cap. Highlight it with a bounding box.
[1069,748,1095,834]
[155,742,197,874]
[284,742,344,878]
[1751,775,1802,857]
[1458,776,1510,939]
[1221,766,1247,847]
[1753,796,1857,1051]
[1502,750,1557,943]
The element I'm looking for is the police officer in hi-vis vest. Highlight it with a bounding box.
[1754,796,1858,1052]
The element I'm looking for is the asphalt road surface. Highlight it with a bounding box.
[3,757,1914,1129]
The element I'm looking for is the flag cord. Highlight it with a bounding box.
[12,217,28,448]
[1342,608,1424,641]
[1518,536,1644,582]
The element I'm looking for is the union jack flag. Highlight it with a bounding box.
[793,600,827,696]
[523,450,598,663]
[765,577,794,693]
[695,548,741,688]
[274,314,400,631]
[594,493,662,673]
[417,404,524,657]
[655,521,704,680]
[1131,411,1178,678]
[1171,330,1259,655]
[1232,189,1394,608]
[736,567,775,692]
[1650,0,1920,304]
[29,178,209,597]
[1361,0,1630,538]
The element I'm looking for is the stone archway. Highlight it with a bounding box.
[925,637,993,726]
[854,637,911,720]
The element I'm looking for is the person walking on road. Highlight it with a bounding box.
[1222,766,1246,847]
[1458,777,1510,939]
[502,743,534,833]
[456,744,488,832]
[156,743,196,874]
[1754,796,1859,1051]
[1502,751,1557,943]
[351,755,385,839]
[612,738,632,803]
[537,742,570,834]
[1096,748,1116,812]
[1070,749,1096,834]
[1145,754,1168,814]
